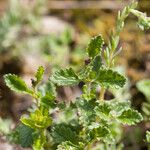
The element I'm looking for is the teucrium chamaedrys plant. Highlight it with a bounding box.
[4,1,150,150]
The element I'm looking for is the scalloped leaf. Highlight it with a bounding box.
[89,124,114,143]
[9,124,34,148]
[86,35,104,58]
[95,100,131,121]
[50,68,80,86]
[57,141,80,150]
[32,66,44,87]
[91,55,102,73]
[94,103,111,121]
[108,100,131,117]
[75,98,98,126]
[96,69,126,88]
[4,74,33,94]
[21,110,52,129]
[51,123,79,145]
[117,109,143,125]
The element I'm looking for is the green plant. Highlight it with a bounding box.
[136,79,150,121]
[0,0,45,52]
[3,1,150,150]
[146,131,150,150]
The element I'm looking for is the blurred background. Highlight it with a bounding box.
[0,0,149,149]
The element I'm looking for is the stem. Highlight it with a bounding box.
[87,143,92,150]
[99,87,105,101]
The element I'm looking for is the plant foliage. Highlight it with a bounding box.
[4,1,150,149]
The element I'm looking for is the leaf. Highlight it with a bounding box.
[78,65,92,81]
[146,131,150,143]
[38,81,56,97]
[108,100,131,117]
[57,141,80,150]
[75,98,98,126]
[35,66,44,83]
[32,66,44,87]
[10,124,34,148]
[94,103,111,121]
[89,124,114,143]
[117,109,143,125]
[51,123,79,145]
[40,93,56,109]
[96,69,126,88]
[136,79,150,101]
[95,100,131,121]
[91,55,102,73]
[86,35,104,58]
[32,133,46,150]
[50,68,80,86]
[142,102,150,120]
[21,109,52,129]
[4,74,33,94]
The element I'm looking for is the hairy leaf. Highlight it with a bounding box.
[51,123,79,145]
[39,81,56,97]
[96,69,126,88]
[40,94,56,109]
[89,124,114,143]
[50,68,80,86]
[32,66,44,87]
[4,74,33,94]
[76,98,97,126]
[94,103,111,121]
[86,35,104,58]
[32,133,46,150]
[91,55,102,73]
[9,124,34,148]
[21,110,52,129]
[117,109,143,125]
[108,100,131,117]
[57,141,80,150]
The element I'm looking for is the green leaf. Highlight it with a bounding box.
[94,103,111,121]
[10,124,34,148]
[136,79,150,101]
[38,81,56,97]
[146,131,150,143]
[108,100,131,117]
[21,109,52,129]
[57,141,80,150]
[89,124,114,143]
[142,102,150,120]
[96,69,126,88]
[18,124,34,148]
[86,35,104,58]
[32,132,46,150]
[91,55,102,73]
[51,123,79,145]
[78,65,92,81]
[40,94,56,109]
[35,66,44,83]
[32,66,44,87]
[75,98,98,126]
[4,74,33,94]
[50,68,80,86]
[95,100,131,121]
[117,109,143,125]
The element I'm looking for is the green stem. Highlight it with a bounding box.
[87,143,92,150]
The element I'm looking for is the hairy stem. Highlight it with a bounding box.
[99,87,105,101]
